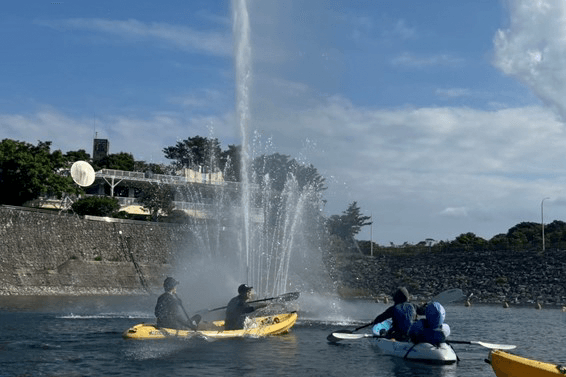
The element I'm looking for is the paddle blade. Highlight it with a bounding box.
[329,332,373,341]
[327,329,352,342]
[278,291,300,302]
[473,341,516,350]
[448,340,517,350]
[432,289,466,305]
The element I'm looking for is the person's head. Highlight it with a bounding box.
[163,277,179,293]
[392,287,410,304]
[238,284,253,299]
[425,301,446,328]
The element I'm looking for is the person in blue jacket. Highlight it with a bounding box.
[408,301,451,345]
[372,287,425,341]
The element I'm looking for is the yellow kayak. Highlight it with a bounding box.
[123,312,298,340]
[489,350,566,377]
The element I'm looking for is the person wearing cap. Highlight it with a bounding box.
[224,284,264,330]
[155,277,200,330]
[371,286,425,341]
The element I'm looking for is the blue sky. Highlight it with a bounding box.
[3,0,566,245]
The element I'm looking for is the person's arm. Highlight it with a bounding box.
[372,306,394,325]
[416,302,427,316]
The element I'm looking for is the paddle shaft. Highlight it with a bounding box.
[205,291,300,313]
[353,322,373,332]
[174,293,191,320]
[329,333,516,349]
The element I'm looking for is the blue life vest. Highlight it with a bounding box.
[392,302,417,334]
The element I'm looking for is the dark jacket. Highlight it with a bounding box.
[224,294,255,330]
[372,287,424,339]
[155,292,196,330]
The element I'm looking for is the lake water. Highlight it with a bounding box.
[0,295,564,376]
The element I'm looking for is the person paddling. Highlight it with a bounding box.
[155,277,201,330]
[408,302,450,345]
[371,286,424,341]
[224,284,266,330]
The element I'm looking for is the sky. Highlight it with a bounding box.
[3,0,566,245]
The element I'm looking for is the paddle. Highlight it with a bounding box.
[326,288,464,342]
[328,333,516,350]
[174,293,201,329]
[446,340,516,350]
[197,291,300,314]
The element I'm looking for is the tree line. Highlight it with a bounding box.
[354,221,566,255]
[1,137,562,253]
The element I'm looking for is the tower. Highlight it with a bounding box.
[93,138,109,162]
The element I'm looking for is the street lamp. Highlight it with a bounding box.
[541,197,550,253]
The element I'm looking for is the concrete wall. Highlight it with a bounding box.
[0,205,193,295]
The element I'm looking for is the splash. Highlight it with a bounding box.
[233,0,253,287]
[172,0,331,308]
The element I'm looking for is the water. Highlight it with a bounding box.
[1,296,564,377]
[171,0,328,301]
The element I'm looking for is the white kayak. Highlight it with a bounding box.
[372,338,458,364]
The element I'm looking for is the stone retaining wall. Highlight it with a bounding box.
[0,205,190,295]
[329,248,566,306]
[2,205,565,306]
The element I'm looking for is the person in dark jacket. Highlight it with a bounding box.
[155,277,200,330]
[371,287,425,340]
[224,284,260,330]
[408,301,451,345]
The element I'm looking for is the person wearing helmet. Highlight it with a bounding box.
[224,284,264,330]
[371,286,425,341]
[408,301,451,345]
[155,277,201,330]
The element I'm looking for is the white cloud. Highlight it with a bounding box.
[38,18,232,57]
[435,88,471,98]
[170,89,227,109]
[0,107,238,164]
[390,19,416,40]
[391,52,464,68]
[440,207,468,217]
[3,94,565,243]
[493,0,566,120]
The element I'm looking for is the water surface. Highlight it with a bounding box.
[0,296,564,376]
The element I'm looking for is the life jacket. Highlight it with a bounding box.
[425,301,445,329]
[409,302,450,344]
[392,302,417,335]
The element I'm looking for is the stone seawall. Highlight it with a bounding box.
[2,205,565,307]
[0,205,191,295]
[329,248,566,307]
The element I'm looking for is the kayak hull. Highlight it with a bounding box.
[489,350,566,377]
[123,312,298,340]
[372,338,458,364]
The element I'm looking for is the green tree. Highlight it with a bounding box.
[220,144,241,182]
[163,136,223,172]
[64,149,91,165]
[252,153,326,193]
[135,182,175,222]
[93,152,135,171]
[71,196,120,217]
[327,201,372,242]
[0,139,80,206]
[133,161,170,175]
[451,232,487,251]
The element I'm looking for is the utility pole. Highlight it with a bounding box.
[370,212,373,257]
[541,197,550,253]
